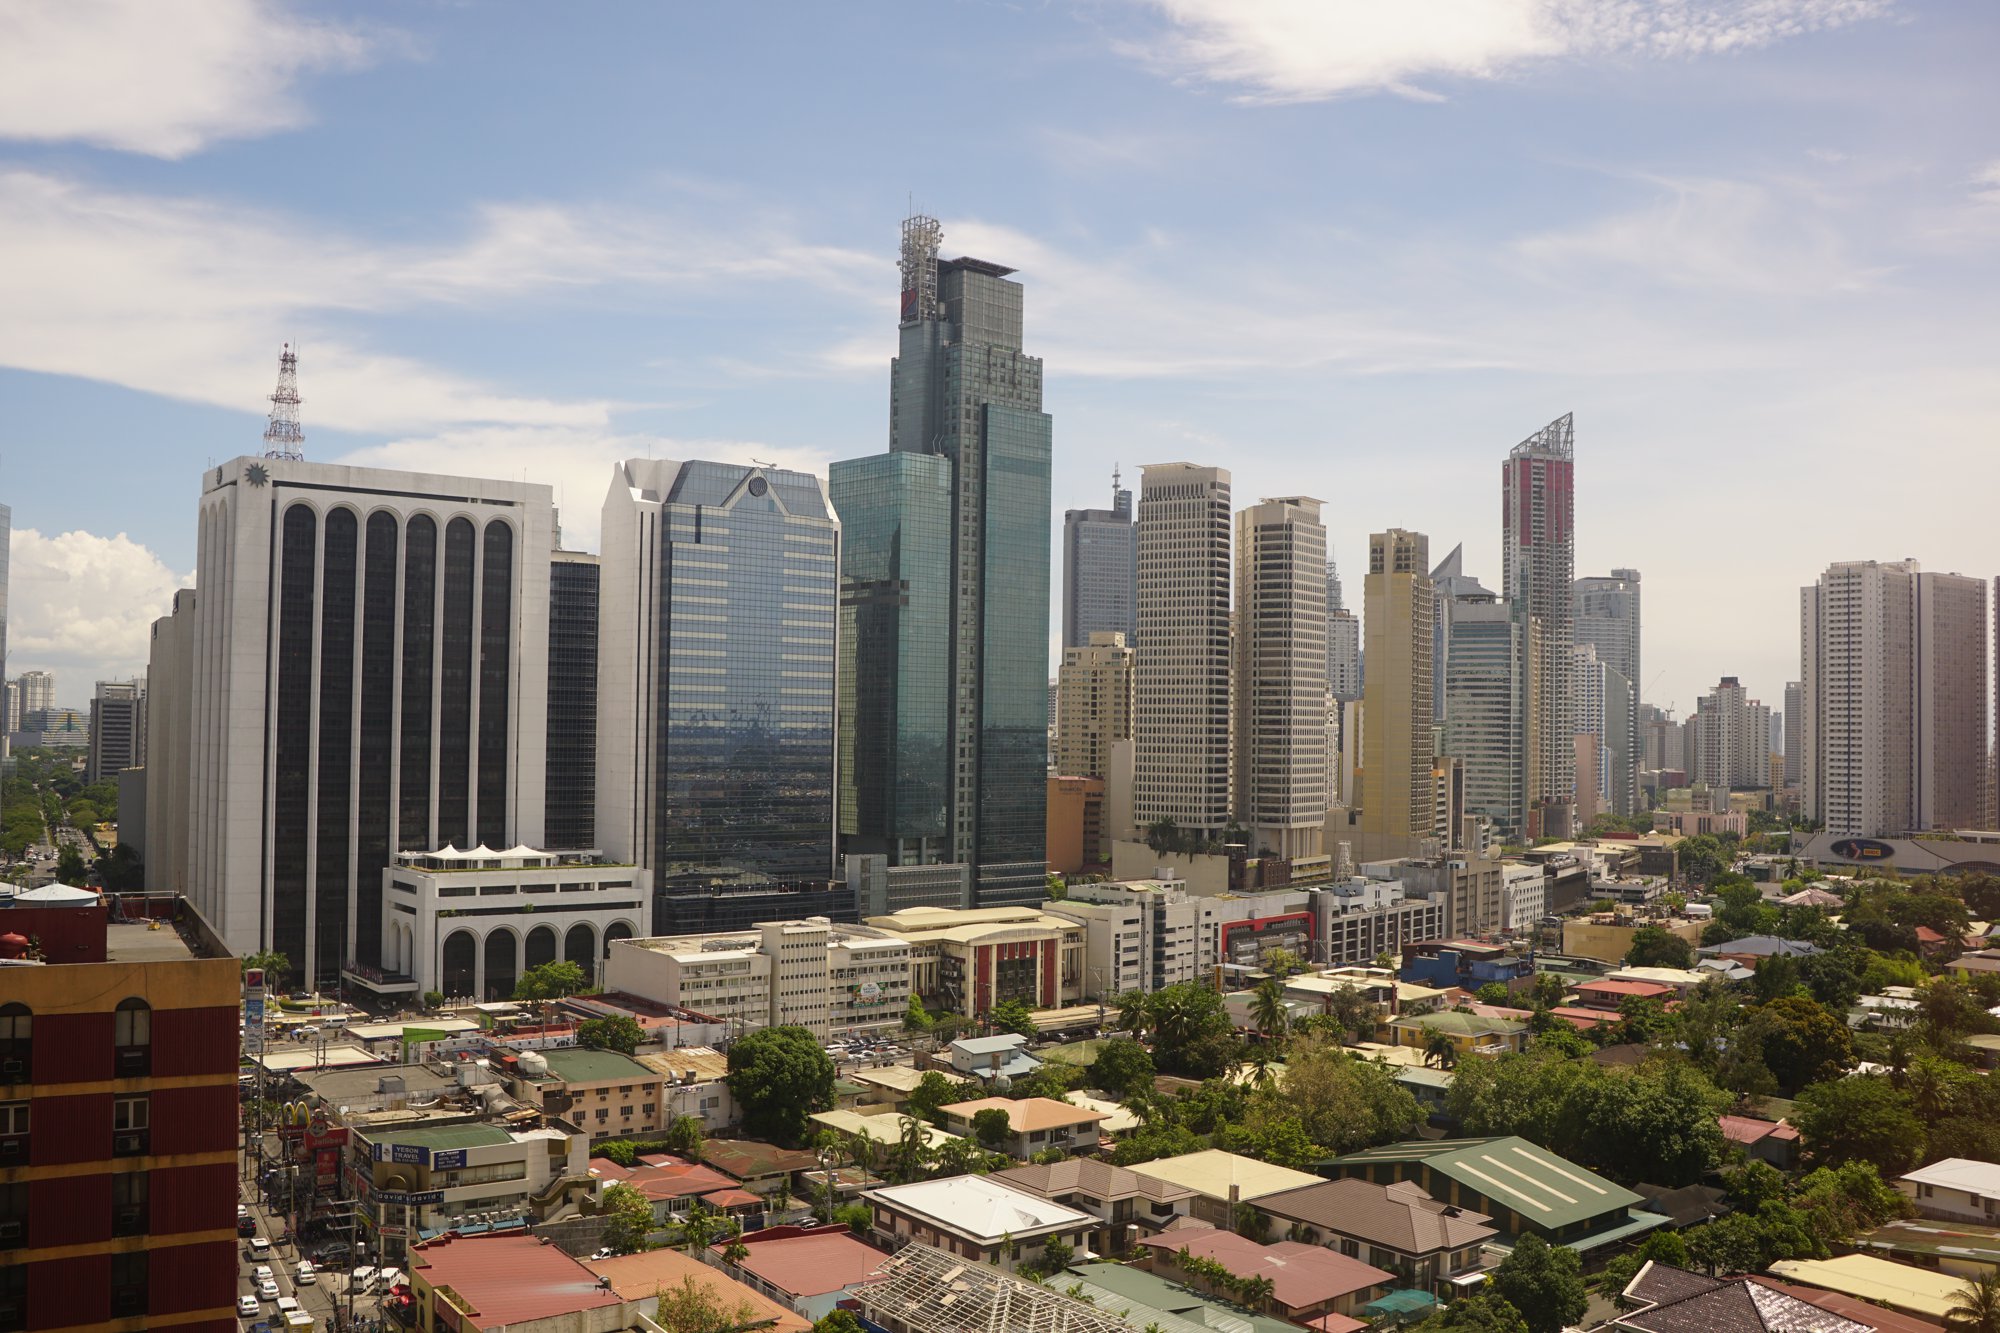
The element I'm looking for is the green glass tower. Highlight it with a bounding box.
[834,215,1052,907]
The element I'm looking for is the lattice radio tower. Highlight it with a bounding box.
[262,343,305,461]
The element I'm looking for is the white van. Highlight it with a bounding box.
[322,1013,348,1028]
[350,1266,376,1292]
[374,1268,404,1292]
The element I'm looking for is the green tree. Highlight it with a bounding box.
[1793,1076,1925,1175]
[1115,990,1152,1038]
[422,989,446,1011]
[906,1070,962,1124]
[1325,983,1384,1041]
[241,950,292,994]
[833,1202,873,1236]
[1476,982,1514,1006]
[1624,925,1694,969]
[1087,1038,1156,1102]
[813,1312,868,1333]
[1945,1273,2000,1333]
[1243,1035,1420,1155]
[972,1107,1014,1150]
[600,1181,656,1253]
[1251,978,1290,1041]
[513,959,589,1002]
[1685,1213,1771,1275]
[653,1273,760,1333]
[1794,1161,1912,1249]
[988,998,1039,1039]
[578,1015,646,1055]
[1147,982,1237,1077]
[1488,1234,1587,1333]
[55,844,86,884]
[902,994,934,1034]
[727,1026,837,1146]
[1220,1116,1325,1170]
[1261,947,1306,979]
[1752,995,1854,1094]
[662,1113,704,1157]
[1411,1293,1531,1333]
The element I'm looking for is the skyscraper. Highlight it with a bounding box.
[1234,497,1328,859]
[1575,568,1641,815]
[1782,680,1803,789]
[597,459,839,929]
[1327,558,1361,702]
[1055,632,1134,781]
[17,669,53,719]
[186,456,553,985]
[1503,413,1576,837]
[145,589,196,895]
[87,677,146,783]
[1801,561,1989,836]
[864,214,1053,906]
[1440,581,1531,843]
[1062,470,1136,648]
[1694,676,1771,791]
[1135,463,1232,839]
[0,502,10,756]
[545,550,600,851]
[1358,528,1435,860]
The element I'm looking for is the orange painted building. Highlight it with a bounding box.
[1046,775,1106,875]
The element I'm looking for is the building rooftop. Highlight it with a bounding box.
[1323,1137,1644,1231]
[1765,1255,1964,1319]
[1752,1277,1942,1333]
[1255,1178,1497,1256]
[1387,1010,1526,1038]
[952,1033,1034,1056]
[1606,966,1710,988]
[811,1109,959,1150]
[848,1064,970,1095]
[1697,935,1821,958]
[1616,1263,1871,1333]
[636,1046,731,1083]
[1136,1230,1394,1310]
[368,1122,516,1152]
[853,1244,1143,1333]
[1719,1115,1799,1146]
[292,1063,459,1105]
[1058,1260,1303,1333]
[700,1138,818,1181]
[412,1231,623,1327]
[586,1247,809,1333]
[715,1225,887,1298]
[865,1174,1095,1243]
[1858,1218,2000,1268]
[531,1047,658,1084]
[1126,1150,1323,1203]
[1065,1092,1142,1135]
[939,1096,1111,1133]
[993,1158,1198,1206]
[1899,1157,2000,1196]
[1575,979,1677,1000]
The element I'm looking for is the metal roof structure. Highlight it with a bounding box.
[850,1243,1142,1333]
[1323,1137,1644,1232]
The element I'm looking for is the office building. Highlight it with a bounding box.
[1801,562,1989,836]
[1136,463,1233,839]
[1502,414,1576,838]
[1327,557,1362,704]
[545,551,599,851]
[1571,644,1628,823]
[1430,544,1487,724]
[1312,872,1451,966]
[1694,676,1772,792]
[1050,877,1224,995]
[143,592,195,896]
[1575,570,1641,815]
[3,682,16,738]
[844,855,972,917]
[862,903,1085,1015]
[841,214,1052,908]
[0,891,240,1331]
[1055,632,1133,781]
[1046,774,1108,873]
[16,670,52,721]
[19,708,87,750]
[1440,586,1531,843]
[1357,529,1435,860]
[597,459,839,933]
[87,678,145,784]
[1062,470,1137,648]
[183,450,553,986]
[1234,497,1328,860]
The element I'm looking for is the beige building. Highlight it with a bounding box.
[1694,676,1773,792]
[1234,497,1329,860]
[1056,632,1133,782]
[1561,916,1704,966]
[507,1046,666,1144]
[1047,774,1108,873]
[1357,529,1435,861]
[1136,463,1233,838]
[861,904,1084,1016]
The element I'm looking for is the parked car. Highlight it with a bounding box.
[238,1295,261,1318]
[257,1279,280,1300]
[295,1262,316,1285]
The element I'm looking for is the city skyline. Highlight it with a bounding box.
[3,3,1998,718]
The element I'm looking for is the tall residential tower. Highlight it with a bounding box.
[1503,414,1576,837]
[1357,528,1435,860]
[1575,568,1641,815]
[1234,497,1328,859]
[1135,463,1233,839]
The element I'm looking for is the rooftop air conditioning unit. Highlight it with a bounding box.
[114,1133,143,1155]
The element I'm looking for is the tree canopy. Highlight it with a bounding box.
[577,1015,645,1055]
[514,959,590,1001]
[1488,1235,1587,1333]
[727,1025,836,1147]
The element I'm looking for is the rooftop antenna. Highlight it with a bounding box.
[262,343,305,461]
[1111,462,1121,500]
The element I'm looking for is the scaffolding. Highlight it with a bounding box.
[1509,410,1573,460]
[899,213,942,326]
[851,1243,1143,1333]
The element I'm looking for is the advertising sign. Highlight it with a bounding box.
[1830,838,1895,861]
[374,1190,445,1207]
[430,1149,468,1170]
[390,1143,429,1165]
[244,990,267,1053]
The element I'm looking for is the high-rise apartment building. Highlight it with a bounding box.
[1502,414,1576,837]
[1062,471,1136,649]
[1430,544,1487,724]
[1327,558,1361,702]
[1575,569,1641,815]
[1441,584,1532,843]
[1569,644,1633,821]
[0,503,9,755]
[832,452,953,867]
[1801,561,1989,836]
[870,215,1053,907]
[183,454,553,986]
[1234,497,1328,859]
[16,670,53,720]
[545,551,600,851]
[1135,463,1232,838]
[3,681,17,737]
[1357,528,1435,859]
[1055,632,1133,781]
[144,590,196,895]
[1694,676,1771,792]
[87,677,146,783]
[1782,681,1803,789]
[597,460,838,932]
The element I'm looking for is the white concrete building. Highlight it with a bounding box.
[1135,463,1233,838]
[1311,874,1449,967]
[360,846,650,1002]
[1048,877,1223,997]
[1500,862,1547,935]
[184,455,555,985]
[1234,497,1329,860]
[1055,632,1134,782]
[144,589,196,896]
[1898,1159,2000,1224]
[1694,676,1772,792]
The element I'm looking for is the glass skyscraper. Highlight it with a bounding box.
[1062,474,1136,649]
[834,215,1053,907]
[546,551,600,850]
[598,459,839,931]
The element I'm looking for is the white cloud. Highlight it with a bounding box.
[1129,0,1892,102]
[0,169,881,434]
[0,0,384,158]
[9,529,190,689]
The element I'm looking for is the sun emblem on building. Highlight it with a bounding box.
[245,463,270,487]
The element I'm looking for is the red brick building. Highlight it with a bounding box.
[0,891,239,1332]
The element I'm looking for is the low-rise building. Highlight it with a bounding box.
[936,1096,1110,1158]
[1124,1150,1323,1228]
[1253,1177,1497,1290]
[1387,1009,1528,1057]
[852,1243,1148,1333]
[501,1046,665,1144]
[991,1158,1197,1256]
[590,1245,811,1331]
[1605,965,1710,995]
[1898,1158,2000,1223]
[1312,873,1450,967]
[862,905,1085,1015]
[634,1046,736,1131]
[1562,917,1704,967]
[1719,1114,1800,1170]
[847,1063,972,1111]
[409,1231,633,1332]
[1857,1218,2000,1279]
[349,1119,591,1266]
[863,1175,1097,1272]
[1399,939,1534,993]
[710,1223,889,1322]
[1572,979,1676,1011]
[1501,862,1548,935]
[1054,877,1223,993]
[809,1109,959,1154]
[1135,1225,1395,1327]
[944,1033,1042,1086]
[1765,1254,1966,1322]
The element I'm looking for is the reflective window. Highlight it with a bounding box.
[316,507,358,983]
[273,504,317,971]
[438,517,475,847]
[355,511,399,967]
[476,520,513,848]
[399,515,437,850]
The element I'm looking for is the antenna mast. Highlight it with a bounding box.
[263,343,305,461]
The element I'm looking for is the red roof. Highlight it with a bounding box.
[1718,1115,1799,1145]
[1138,1230,1393,1309]
[626,1161,736,1201]
[1577,979,1675,1000]
[717,1226,888,1298]
[1751,1278,1940,1333]
[1308,1316,1370,1333]
[412,1232,621,1327]
[702,1188,764,1209]
[1548,1006,1620,1030]
[1914,926,1945,944]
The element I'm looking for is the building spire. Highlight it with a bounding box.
[262,343,305,461]
[898,214,942,326]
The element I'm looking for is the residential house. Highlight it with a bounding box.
[699,1138,820,1200]
[1696,935,1822,967]
[944,1033,1042,1086]
[809,1109,959,1156]
[1571,979,1676,1012]
[1719,1114,1800,1170]
[1387,1009,1528,1057]
[588,1245,810,1333]
[1136,1225,1395,1328]
[991,1158,1197,1255]
[1614,1263,1875,1333]
[708,1223,888,1323]
[589,1152,739,1224]
[1858,1218,2000,1279]
[935,1096,1110,1158]
[862,1175,1097,1272]
[1124,1150,1324,1228]
[1766,1254,1966,1322]
[635,1046,737,1131]
[846,1063,971,1112]
[1252,1177,1497,1291]
[1898,1158,2000,1224]
[409,1231,631,1332]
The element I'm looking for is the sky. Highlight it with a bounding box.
[1,0,1996,717]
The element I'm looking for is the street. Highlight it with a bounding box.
[238,1151,383,1331]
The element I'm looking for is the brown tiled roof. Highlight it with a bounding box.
[1138,1230,1393,1310]
[1255,1177,1496,1256]
[1617,1264,1875,1333]
[700,1138,818,1181]
[412,1233,622,1327]
[992,1158,1198,1205]
[938,1096,1111,1132]
[1751,1278,1942,1333]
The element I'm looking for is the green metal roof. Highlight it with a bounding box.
[1388,1011,1525,1037]
[1058,1262,1302,1333]
[536,1047,657,1083]
[1364,1289,1438,1316]
[1859,1219,2000,1266]
[368,1123,513,1150]
[1325,1137,1644,1230]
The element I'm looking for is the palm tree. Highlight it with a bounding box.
[1422,1025,1457,1069]
[1242,1275,1275,1311]
[1251,978,1289,1043]
[1946,1273,2000,1333]
[1117,990,1153,1039]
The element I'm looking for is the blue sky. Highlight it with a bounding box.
[1,0,1995,716]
